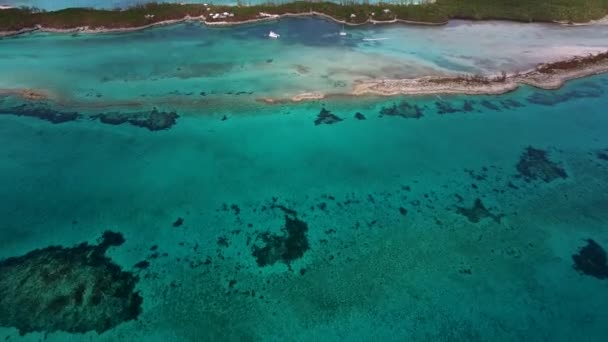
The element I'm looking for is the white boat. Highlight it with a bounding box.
[339,25,347,36]
[268,31,280,39]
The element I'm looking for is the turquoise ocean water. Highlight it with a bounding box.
[1,16,608,342]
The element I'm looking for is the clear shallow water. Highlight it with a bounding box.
[1,16,608,342]
[0,18,606,108]
[1,72,608,341]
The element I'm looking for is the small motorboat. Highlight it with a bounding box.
[268,31,280,39]
[339,25,347,36]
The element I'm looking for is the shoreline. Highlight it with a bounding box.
[0,15,207,37]
[0,13,447,38]
[3,10,607,37]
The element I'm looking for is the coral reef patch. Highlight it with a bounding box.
[516,146,567,182]
[0,231,142,335]
[94,108,179,131]
[252,215,309,267]
[456,198,503,223]
[354,112,366,120]
[572,239,608,279]
[435,100,475,115]
[0,104,79,124]
[0,102,179,131]
[500,99,524,110]
[379,101,423,119]
[314,108,343,125]
[596,149,608,161]
[526,87,602,106]
[480,100,501,111]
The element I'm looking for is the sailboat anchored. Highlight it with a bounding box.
[268,31,280,39]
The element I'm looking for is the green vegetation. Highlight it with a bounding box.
[0,0,607,32]
[439,0,608,23]
[0,4,208,31]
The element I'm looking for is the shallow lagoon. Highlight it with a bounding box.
[1,72,608,341]
[0,18,606,108]
[1,14,608,342]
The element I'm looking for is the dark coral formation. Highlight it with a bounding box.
[500,99,524,110]
[314,108,343,125]
[252,215,309,267]
[435,100,476,115]
[95,108,179,131]
[526,88,602,106]
[516,146,567,182]
[354,112,366,120]
[456,198,502,223]
[480,100,501,111]
[0,102,179,131]
[379,101,423,119]
[0,104,79,124]
[596,149,608,161]
[172,217,184,227]
[0,231,142,335]
[572,239,608,279]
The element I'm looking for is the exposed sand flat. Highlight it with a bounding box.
[351,77,519,97]
[351,51,608,98]
[291,92,326,102]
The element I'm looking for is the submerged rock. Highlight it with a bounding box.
[526,88,602,106]
[572,239,608,279]
[379,101,423,119]
[435,100,476,115]
[172,217,184,227]
[456,198,502,223]
[0,231,142,335]
[252,215,309,267]
[480,100,501,111]
[596,149,608,161]
[95,108,179,131]
[0,104,79,124]
[354,112,366,120]
[314,108,343,125]
[500,99,525,110]
[516,146,567,182]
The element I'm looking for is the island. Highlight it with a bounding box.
[1,0,607,35]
